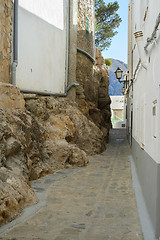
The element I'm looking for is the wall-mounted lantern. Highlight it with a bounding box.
[115,67,130,94]
[114,67,123,80]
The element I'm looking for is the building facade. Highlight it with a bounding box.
[17,0,69,94]
[76,0,95,103]
[127,0,160,237]
[110,96,125,128]
[0,0,79,99]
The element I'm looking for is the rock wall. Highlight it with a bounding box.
[76,0,111,143]
[25,97,105,156]
[0,0,111,228]
[77,0,95,55]
[0,0,12,83]
[0,88,106,226]
[76,0,96,113]
[93,48,112,142]
[0,82,25,109]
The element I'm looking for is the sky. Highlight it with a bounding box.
[102,0,130,64]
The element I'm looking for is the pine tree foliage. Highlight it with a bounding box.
[95,0,122,51]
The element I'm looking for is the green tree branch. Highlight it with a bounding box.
[95,0,122,51]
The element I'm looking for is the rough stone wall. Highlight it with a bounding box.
[77,48,112,143]
[0,88,106,226]
[77,0,95,55]
[0,0,12,83]
[0,82,25,109]
[67,0,78,101]
[93,48,112,142]
[0,0,111,227]
[76,0,111,143]
[76,0,96,108]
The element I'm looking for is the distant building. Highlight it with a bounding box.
[110,96,125,128]
[127,0,160,237]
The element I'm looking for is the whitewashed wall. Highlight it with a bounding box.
[129,0,160,163]
[110,96,125,128]
[16,0,68,94]
[128,1,160,236]
[110,96,124,110]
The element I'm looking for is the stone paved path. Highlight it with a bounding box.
[0,129,143,240]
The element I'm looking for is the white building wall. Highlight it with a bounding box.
[110,96,124,110]
[19,0,64,30]
[130,0,160,163]
[16,0,69,94]
[128,0,160,237]
[110,96,125,128]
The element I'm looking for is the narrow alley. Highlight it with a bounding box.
[0,129,143,240]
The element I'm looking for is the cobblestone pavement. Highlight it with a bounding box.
[0,129,143,240]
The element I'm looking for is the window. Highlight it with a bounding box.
[153,103,157,138]
[126,106,127,119]
[86,17,89,40]
[140,103,145,149]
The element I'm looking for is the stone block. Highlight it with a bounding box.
[0,83,25,109]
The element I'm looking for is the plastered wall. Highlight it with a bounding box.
[16,0,68,94]
[128,0,160,163]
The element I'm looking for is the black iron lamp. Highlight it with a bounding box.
[115,67,123,81]
[115,67,130,92]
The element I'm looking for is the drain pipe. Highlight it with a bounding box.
[12,0,18,85]
[20,89,67,97]
[65,0,70,92]
[20,82,79,97]
[77,48,95,64]
[64,0,79,94]
[66,82,79,92]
